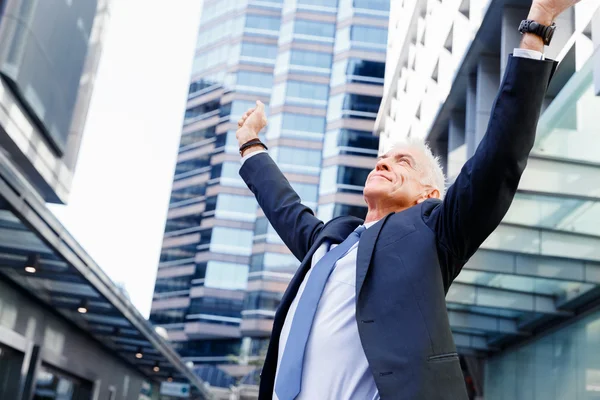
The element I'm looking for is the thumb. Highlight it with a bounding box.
[256,100,265,110]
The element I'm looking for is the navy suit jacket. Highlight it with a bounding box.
[240,56,557,400]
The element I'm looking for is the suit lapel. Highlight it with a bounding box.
[356,213,393,298]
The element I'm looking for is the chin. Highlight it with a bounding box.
[363,183,386,198]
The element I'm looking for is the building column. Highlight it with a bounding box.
[592,8,600,95]
[465,73,477,157]
[501,6,529,77]
[475,55,500,148]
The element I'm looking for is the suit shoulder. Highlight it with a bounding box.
[421,198,442,217]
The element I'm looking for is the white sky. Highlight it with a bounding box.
[49,0,203,317]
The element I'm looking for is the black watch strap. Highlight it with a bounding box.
[519,20,556,46]
[239,138,268,156]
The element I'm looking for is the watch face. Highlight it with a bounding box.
[545,24,557,45]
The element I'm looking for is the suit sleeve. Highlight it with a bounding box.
[424,55,557,289]
[240,152,323,261]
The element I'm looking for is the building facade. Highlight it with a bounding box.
[0,1,212,399]
[376,0,600,398]
[150,0,389,383]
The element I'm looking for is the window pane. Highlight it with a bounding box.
[245,15,281,31]
[34,365,93,400]
[205,261,249,290]
[287,81,329,101]
[0,345,23,398]
[210,227,253,255]
[235,71,274,94]
[240,42,278,63]
[323,129,379,157]
[290,50,332,69]
[294,20,335,37]
[215,194,257,221]
[271,147,322,175]
[327,93,382,121]
[351,26,388,44]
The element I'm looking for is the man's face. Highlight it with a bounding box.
[363,146,434,209]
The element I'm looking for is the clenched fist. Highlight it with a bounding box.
[236,100,268,150]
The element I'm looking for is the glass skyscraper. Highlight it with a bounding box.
[150,0,390,382]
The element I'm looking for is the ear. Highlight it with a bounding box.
[416,189,440,203]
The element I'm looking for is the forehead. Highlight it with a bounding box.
[382,145,423,161]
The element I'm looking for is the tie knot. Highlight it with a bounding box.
[354,225,366,237]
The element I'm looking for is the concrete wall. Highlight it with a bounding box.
[0,276,150,400]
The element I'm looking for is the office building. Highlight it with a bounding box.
[376,0,600,398]
[150,0,389,386]
[0,1,210,398]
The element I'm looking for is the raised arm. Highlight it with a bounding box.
[424,0,573,287]
[237,102,323,261]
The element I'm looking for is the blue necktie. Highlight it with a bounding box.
[275,225,367,400]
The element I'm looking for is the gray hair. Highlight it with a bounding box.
[389,138,446,198]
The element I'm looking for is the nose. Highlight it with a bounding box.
[376,157,391,172]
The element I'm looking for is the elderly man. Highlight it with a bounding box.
[235,0,575,398]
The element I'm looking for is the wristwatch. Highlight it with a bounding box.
[518,20,556,46]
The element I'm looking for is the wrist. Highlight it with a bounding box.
[241,144,265,158]
[520,4,554,52]
[236,127,259,148]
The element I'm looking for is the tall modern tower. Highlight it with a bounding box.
[150,0,390,384]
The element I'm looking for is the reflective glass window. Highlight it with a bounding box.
[154,276,191,294]
[189,72,226,98]
[331,58,385,86]
[192,45,231,75]
[184,99,220,124]
[215,194,257,221]
[211,162,246,187]
[533,59,600,164]
[318,203,367,221]
[245,15,281,32]
[175,154,211,175]
[335,26,388,52]
[244,290,284,311]
[351,25,388,44]
[504,193,600,237]
[0,345,23,398]
[196,17,243,49]
[289,50,332,69]
[271,147,322,175]
[267,113,326,141]
[240,42,278,64]
[34,365,93,400]
[250,252,300,273]
[209,227,253,256]
[235,71,274,94]
[295,20,335,37]
[485,307,600,400]
[180,126,217,148]
[150,309,187,325]
[327,93,382,121]
[188,296,244,318]
[323,129,379,157]
[298,0,338,6]
[320,165,371,194]
[160,243,198,263]
[204,260,249,289]
[165,216,201,233]
[173,339,241,359]
[290,182,318,203]
[170,182,207,205]
[352,0,389,10]
[287,81,329,105]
